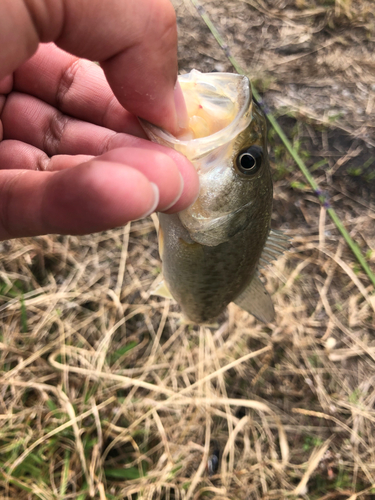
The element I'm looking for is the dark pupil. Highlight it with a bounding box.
[237,145,263,175]
[240,153,256,170]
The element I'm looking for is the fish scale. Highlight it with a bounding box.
[158,211,271,323]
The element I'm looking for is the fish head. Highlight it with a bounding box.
[141,70,273,246]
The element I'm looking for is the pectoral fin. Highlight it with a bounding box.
[152,280,174,300]
[259,229,290,268]
[233,276,275,323]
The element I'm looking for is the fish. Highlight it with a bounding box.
[141,70,288,324]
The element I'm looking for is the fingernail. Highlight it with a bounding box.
[142,183,160,218]
[173,80,189,131]
[160,172,184,211]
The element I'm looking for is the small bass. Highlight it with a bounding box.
[142,70,287,324]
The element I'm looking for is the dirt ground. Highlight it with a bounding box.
[0,1,374,499]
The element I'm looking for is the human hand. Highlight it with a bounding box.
[0,0,198,240]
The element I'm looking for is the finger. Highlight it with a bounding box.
[96,148,184,212]
[13,43,145,136]
[0,161,159,240]
[1,93,199,212]
[0,75,13,94]
[98,1,189,134]
[0,139,94,171]
[0,140,184,212]
[2,91,120,156]
[1,0,186,134]
[0,75,13,141]
[0,0,40,78]
[55,0,186,133]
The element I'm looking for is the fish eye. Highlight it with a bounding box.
[236,146,263,175]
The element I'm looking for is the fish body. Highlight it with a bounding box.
[142,71,285,324]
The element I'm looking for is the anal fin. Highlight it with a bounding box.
[233,276,275,323]
[152,280,174,300]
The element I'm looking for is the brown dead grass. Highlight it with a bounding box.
[0,0,375,499]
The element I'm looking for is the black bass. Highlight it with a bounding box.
[141,70,287,324]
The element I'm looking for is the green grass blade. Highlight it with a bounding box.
[104,466,143,480]
[189,0,375,289]
[59,450,70,498]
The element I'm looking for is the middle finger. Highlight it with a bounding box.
[13,43,144,136]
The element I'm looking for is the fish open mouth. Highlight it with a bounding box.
[140,70,253,162]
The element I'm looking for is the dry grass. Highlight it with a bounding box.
[0,1,375,499]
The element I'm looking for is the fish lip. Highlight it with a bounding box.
[139,71,252,161]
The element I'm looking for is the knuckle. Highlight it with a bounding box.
[36,152,50,172]
[55,58,81,110]
[43,110,69,156]
[97,130,118,157]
